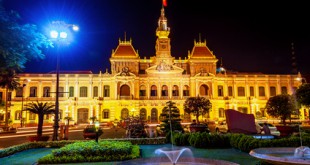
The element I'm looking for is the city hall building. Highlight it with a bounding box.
[0,7,304,127]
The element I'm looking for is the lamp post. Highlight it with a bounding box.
[49,21,78,141]
[20,79,30,128]
[95,121,100,143]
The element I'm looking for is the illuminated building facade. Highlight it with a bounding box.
[0,7,304,126]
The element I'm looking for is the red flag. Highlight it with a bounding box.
[163,0,167,7]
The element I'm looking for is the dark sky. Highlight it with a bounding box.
[3,0,310,74]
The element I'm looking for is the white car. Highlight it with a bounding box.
[256,122,280,137]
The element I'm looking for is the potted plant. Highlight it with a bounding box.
[184,96,212,132]
[24,101,55,141]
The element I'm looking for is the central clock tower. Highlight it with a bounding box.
[154,7,174,66]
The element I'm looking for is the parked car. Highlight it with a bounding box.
[215,120,229,133]
[256,122,280,137]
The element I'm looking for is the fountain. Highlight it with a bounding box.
[143,101,237,165]
[249,125,310,165]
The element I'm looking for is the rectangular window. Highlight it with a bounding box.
[69,86,74,97]
[104,85,110,97]
[259,86,265,97]
[16,87,23,97]
[59,87,64,97]
[218,85,223,97]
[219,108,225,118]
[250,86,254,96]
[237,87,245,96]
[44,114,50,120]
[30,87,37,97]
[80,87,88,97]
[151,90,157,96]
[43,87,50,97]
[183,90,189,96]
[228,86,233,96]
[103,109,109,119]
[172,90,179,96]
[93,86,98,97]
[281,86,287,94]
[29,112,36,120]
[270,86,276,97]
[15,111,21,120]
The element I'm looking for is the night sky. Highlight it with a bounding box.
[3,0,310,75]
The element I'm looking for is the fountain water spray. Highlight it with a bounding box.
[155,101,193,165]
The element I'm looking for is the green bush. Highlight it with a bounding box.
[38,141,140,164]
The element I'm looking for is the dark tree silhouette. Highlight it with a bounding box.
[184,96,212,124]
[265,94,297,125]
[25,101,55,137]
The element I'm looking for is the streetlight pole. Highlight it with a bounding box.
[53,45,60,141]
[49,21,78,141]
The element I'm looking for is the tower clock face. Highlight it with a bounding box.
[161,45,166,49]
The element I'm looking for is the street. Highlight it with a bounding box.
[0,125,126,149]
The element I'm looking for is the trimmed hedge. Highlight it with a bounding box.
[38,141,140,164]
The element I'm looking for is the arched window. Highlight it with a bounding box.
[161,85,168,96]
[139,85,146,96]
[140,108,147,120]
[121,108,129,119]
[172,85,179,96]
[199,84,209,96]
[150,85,157,96]
[183,85,190,96]
[120,85,130,96]
[150,108,158,123]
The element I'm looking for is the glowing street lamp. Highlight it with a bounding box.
[296,77,307,84]
[49,21,78,141]
[95,121,100,143]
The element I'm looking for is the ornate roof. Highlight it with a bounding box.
[189,40,216,59]
[112,38,139,58]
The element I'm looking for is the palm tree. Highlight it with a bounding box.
[0,68,20,130]
[25,101,55,137]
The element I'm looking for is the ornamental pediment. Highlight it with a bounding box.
[145,62,184,76]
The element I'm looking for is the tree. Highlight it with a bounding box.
[159,101,183,135]
[183,96,212,124]
[295,83,310,108]
[0,68,20,130]
[25,101,55,137]
[0,1,53,71]
[265,94,297,125]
